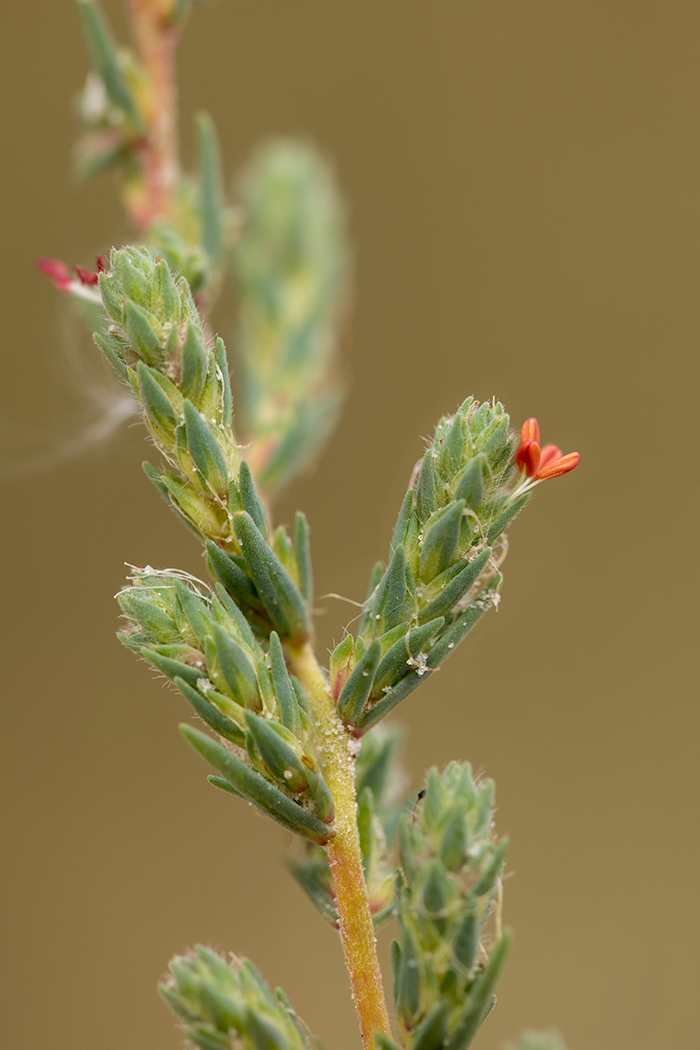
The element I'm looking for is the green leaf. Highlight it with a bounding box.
[439,808,467,873]
[372,545,407,633]
[186,1025,230,1050]
[452,913,478,970]
[390,490,414,554]
[155,257,180,322]
[115,252,150,306]
[355,668,426,730]
[415,450,437,521]
[233,512,309,643]
[215,338,233,429]
[329,634,353,690]
[145,648,202,688]
[337,638,382,726]
[358,561,383,636]
[373,617,444,695]
[207,775,243,797]
[425,582,500,668]
[97,271,123,323]
[455,455,486,512]
[398,921,421,1023]
[175,677,246,747]
[128,304,163,367]
[212,623,261,710]
[197,112,225,263]
[119,593,177,642]
[75,0,143,129]
[294,512,313,605]
[245,711,308,793]
[238,461,268,537]
[419,500,466,582]
[268,632,301,736]
[213,584,257,647]
[390,937,402,1014]
[174,580,213,647]
[181,323,209,404]
[484,416,509,461]
[486,494,531,543]
[417,548,491,624]
[184,399,229,495]
[439,415,465,476]
[412,1001,450,1050]
[93,332,128,379]
[445,931,512,1050]
[206,541,262,610]
[471,839,508,896]
[373,1036,404,1050]
[180,725,333,844]
[161,474,226,538]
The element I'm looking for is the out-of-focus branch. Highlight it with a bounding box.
[126,0,180,227]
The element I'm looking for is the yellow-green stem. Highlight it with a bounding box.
[288,642,392,1050]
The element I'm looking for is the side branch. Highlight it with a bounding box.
[288,643,392,1050]
[127,0,180,225]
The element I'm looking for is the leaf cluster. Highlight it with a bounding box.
[331,399,529,732]
[161,946,316,1050]
[119,566,331,843]
[389,763,510,1050]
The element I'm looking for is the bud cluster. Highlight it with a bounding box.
[160,946,315,1050]
[331,398,524,731]
[95,246,239,536]
[391,762,510,1050]
[119,568,331,844]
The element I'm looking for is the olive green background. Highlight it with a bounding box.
[1,2,698,1048]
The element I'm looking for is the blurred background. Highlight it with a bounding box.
[1,2,698,1048]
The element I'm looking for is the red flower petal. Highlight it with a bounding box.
[74,265,100,286]
[537,444,562,472]
[520,417,540,445]
[36,257,72,292]
[95,254,109,273]
[534,451,580,480]
[516,438,540,477]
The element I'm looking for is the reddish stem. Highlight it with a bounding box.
[126,0,180,227]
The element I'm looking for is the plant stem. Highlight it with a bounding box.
[288,642,392,1050]
[126,0,180,226]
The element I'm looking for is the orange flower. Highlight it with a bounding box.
[515,417,580,482]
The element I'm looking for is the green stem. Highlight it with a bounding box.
[288,642,392,1050]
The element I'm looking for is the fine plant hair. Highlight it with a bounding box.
[39,4,580,1050]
